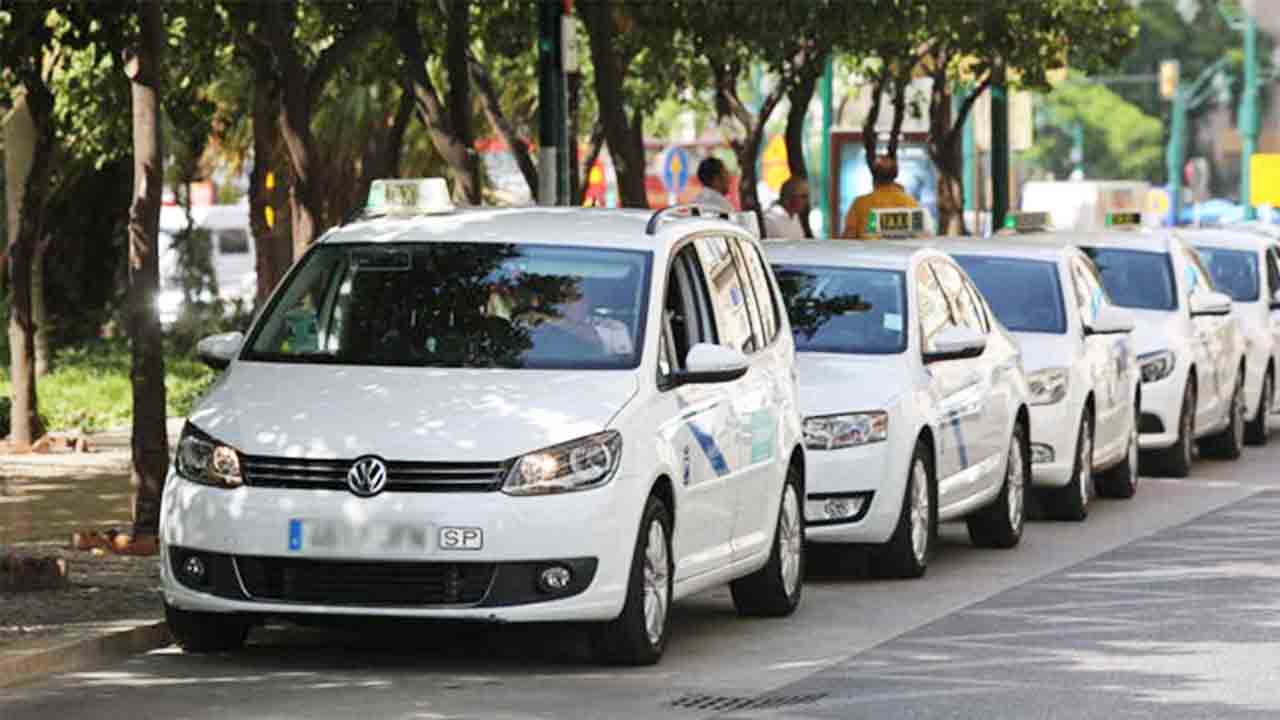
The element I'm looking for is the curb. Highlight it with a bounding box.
[0,620,171,689]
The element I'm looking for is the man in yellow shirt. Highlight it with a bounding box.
[841,155,919,239]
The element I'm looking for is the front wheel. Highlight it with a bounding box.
[592,494,673,665]
[1245,370,1272,446]
[1097,399,1140,499]
[1201,371,1245,460]
[1044,410,1092,521]
[165,603,250,653]
[967,420,1028,549]
[870,441,934,579]
[730,465,804,617]
[1146,381,1195,478]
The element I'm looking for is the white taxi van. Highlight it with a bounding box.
[1179,227,1280,445]
[939,235,1141,520]
[1034,215,1246,477]
[160,182,806,665]
[766,238,1031,579]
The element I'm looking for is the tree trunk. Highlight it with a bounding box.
[469,54,538,198]
[443,0,481,204]
[277,91,321,260]
[785,66,820,238]
[249,68,290,305]
[7,83,54,449]
[567,71,582,202]
[126,0,169,535]
[580,2,648,208]
[928,68,989,238]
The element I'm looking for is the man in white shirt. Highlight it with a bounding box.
[692,157,734,212]
[764,177,810,239]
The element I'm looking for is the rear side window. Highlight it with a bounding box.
[695,236,760,354]
[737,240,782,345]
[217,229,250,254]
[1082,247,1176,311]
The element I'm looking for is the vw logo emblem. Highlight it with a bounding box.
[347,456,388,497]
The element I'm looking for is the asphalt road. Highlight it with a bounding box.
[3,441,1279,720]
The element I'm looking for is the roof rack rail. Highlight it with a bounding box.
[645,203,732,235]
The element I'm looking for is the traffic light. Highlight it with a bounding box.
[1159,60,1180,100]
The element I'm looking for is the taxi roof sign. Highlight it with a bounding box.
[1002,211,1052,233]
[868,208,925,238]
[366,178,455,216]
[1104,210,1142,229]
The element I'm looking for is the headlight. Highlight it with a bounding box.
[1139,350,1176,384]
[803,412,888,450]
[1027,368,1069,406]
[174,425,243,488]
[503,431,622,496]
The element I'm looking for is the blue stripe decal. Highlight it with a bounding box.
[288,519,303,551]
[689,420,731,477]
[948,415,970,469]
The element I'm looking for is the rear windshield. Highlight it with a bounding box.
[953,255,1066,334]
[772,264,908,354]
[1194,246,1259,302]
[1081,247,1177,311]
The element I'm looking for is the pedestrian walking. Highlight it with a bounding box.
[841,155,919,239]
[693,157,735,213]
[764,177,811,239]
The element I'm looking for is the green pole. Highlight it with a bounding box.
[1240,14,1259,220]
[536,0,564,205]
[819,57,833,236]
[1072,122,1085,177]
[1167,88,1187,226]
[991,66,1010,232]
[961,87,975,212]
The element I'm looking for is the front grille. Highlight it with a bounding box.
[241,456,506,492]
[235,556,495,606]
[1139,412,1165,434]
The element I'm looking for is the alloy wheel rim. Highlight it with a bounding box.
[910,459,930,565]
[1078,422,1092,509]
[779,484,803,597]
[1007,436,1025,532]
[642,519,669,646]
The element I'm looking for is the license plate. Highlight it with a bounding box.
[288,518,429,552]
[439,526,484,550]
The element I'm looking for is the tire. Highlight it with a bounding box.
[870,440,934,579]
[1097,398,1140,499]
[1245,369,1272,446]
[730,465,804,617]
[1200,371,1245,460]
[592,494,673,666]
[1044,410,1092,522]
[967,420,1028,549]
[1146,381,1195,478]
[164,603,250,653]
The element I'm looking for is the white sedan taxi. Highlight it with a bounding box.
[944,240,1142,520]
[1180,227,1280,445]
[766,241,1031,578]
[1032,221,1247,477]
[161,181,807,666]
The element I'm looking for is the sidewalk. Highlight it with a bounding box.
[0,419,185,687]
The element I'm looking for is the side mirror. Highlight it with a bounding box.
[1189,290,1233,317]
[1085,305,1135,335]
[924,325,987,363]
[670,343,750,387]
[1270,289,1280,311]
[196,332,244,370]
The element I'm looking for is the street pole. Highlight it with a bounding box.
[961,86,975,214]
[819,56,833,236]
[1240,13,1259,220]
[1167,87,1187,226]
[991,64,1010,232]
[536,0,564,206]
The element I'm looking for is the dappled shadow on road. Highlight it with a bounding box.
[1,473,134,545]
[759,491,1280,719]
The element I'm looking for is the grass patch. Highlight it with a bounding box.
[0,339,215,434]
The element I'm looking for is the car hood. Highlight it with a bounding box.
[1125,308,1183,357]
[189,362,639,462]
[795,352,911,418]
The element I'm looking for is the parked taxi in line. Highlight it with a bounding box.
[161,183,806,666]
[766,241,1031,579]
[1031,220,1247,477]
[941,239,1141,520]
[1179,227,1280,446]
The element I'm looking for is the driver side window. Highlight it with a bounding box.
[660,245,717,382]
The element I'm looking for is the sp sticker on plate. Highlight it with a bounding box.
[439,527,484,550]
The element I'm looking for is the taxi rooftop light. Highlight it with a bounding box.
[1003,211,1052,233]
[1105,210,1142,228]
[867,208,925,238]
[366,178,455,217]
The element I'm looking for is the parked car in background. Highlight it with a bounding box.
[158,203,257,325]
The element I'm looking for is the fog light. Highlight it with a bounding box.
[1031,443,1054,464]
[537,565,572,593]
[805,494,867,523]
[182,555,207,584]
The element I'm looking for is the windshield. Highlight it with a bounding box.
[1081,247,1176,311]
[244,243,652,369]
[953,256,1066,334]
[1194,246,1258,302]
[772,264,907,354]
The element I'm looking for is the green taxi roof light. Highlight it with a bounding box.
[366,178,455,216]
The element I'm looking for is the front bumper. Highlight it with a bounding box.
[159,471,632,622]
[802,440,903,545]
[1029,402,1077,488]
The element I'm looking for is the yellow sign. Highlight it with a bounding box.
[762,134,789,192]
[1251,154,1280,207]
[1146,188,1170,217]
[265,205,275,228]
